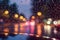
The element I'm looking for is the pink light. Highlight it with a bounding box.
[25,21,30,26]
[30,21,35,34]
[30,21,35,26]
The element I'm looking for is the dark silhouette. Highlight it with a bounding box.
[9,3,19,22]
[0,0,19,40]
[32,0,60,19]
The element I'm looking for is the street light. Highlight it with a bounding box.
[31,16,35,19]
[14,14,19,18]
[3,10,9,18]
[19,16,24,20]
[4,10,9,15]
[37,12,42,16]
[23,18,26,21]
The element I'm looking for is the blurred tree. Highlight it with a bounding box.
[45,0,60,19]
[9,3,18,14]
[32,0,45,23]
[0,0,18,33]
[0,0,19,38]
[0,0,19,22]
[8,3,19,36]
[1,0,9,9]
[20,13,26,18]
[0,0,10,19]
[9,3,18,20]
[32,0,60,19]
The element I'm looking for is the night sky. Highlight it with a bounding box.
[10,0,32,19]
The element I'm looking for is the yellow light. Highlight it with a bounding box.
[48,18,52,21]
[4,10,9,15]
[31,16,35,19]
[44,25,51,35]
[47,21,51,24]
[19,16,24,20]
[14,14,19,18]
[23,18,26,21]
[37,12,42,16]
[57,20,60,24]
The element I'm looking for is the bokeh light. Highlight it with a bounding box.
[14,14,19,18]
[4,10,9,15]
[19,16,24,20]
[37,12,42,16]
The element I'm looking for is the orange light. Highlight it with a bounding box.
[20,23,25,33]
[37,24,42,37]
[14,24,18,34]
[23,18,26,21]
[31,16,35,19]
[4,28,9,33]
[4,28,9,36]
[4,33,8,36]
